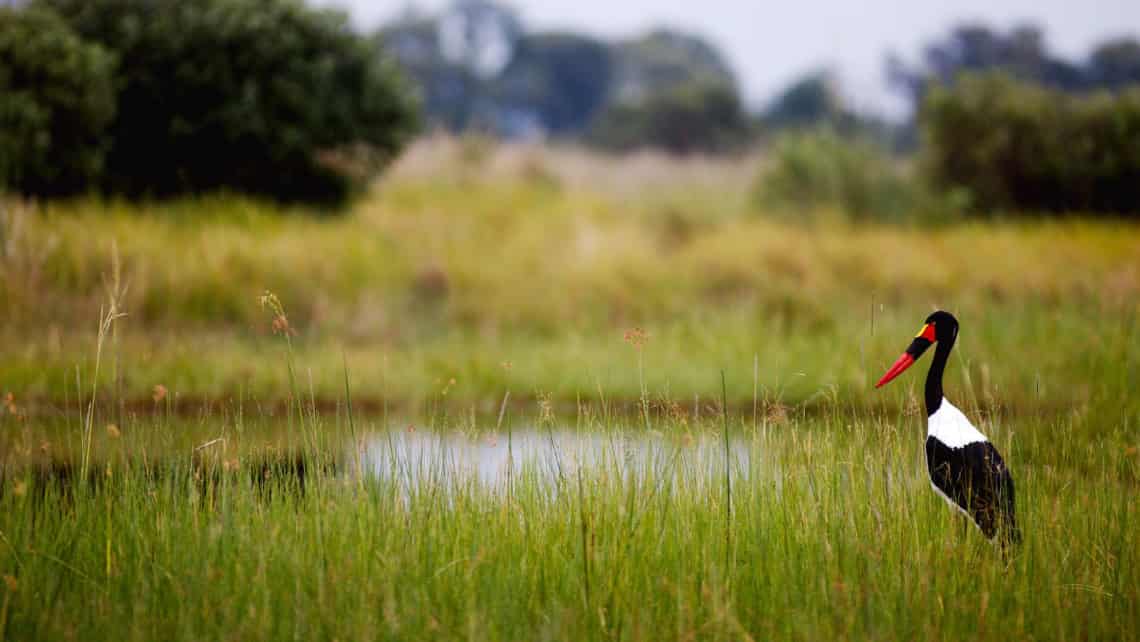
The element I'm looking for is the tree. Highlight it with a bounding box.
[1089,38,1140,89]
[379,14,479,132]
[588,79,749,154]
[493,32,613,135]
[888,24,1136,116]
[921,72,1140,215]
[379,1,522,134]
[610,29,736,102]
[379,6,743,146]
[0,6,115,195]
[39,0,418,204]
[763,70,842,129]
[584,28,748,152]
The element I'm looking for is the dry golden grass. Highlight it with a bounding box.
[1,139,1138,410]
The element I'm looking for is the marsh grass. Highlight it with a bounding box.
[2,142,1138,415]
[0,141,1138,639]
[0,402,1136,641]
[0,278,1135,640]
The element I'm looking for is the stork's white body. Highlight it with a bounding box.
[927,398,988,448]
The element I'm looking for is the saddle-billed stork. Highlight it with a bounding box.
[876,310,1020,547]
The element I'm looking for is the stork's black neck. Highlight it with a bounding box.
[925,333,955,416]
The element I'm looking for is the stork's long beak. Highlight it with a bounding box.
[875,322,937,388]
[875,353,915,388]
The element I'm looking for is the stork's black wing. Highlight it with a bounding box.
[926,437,1019,544]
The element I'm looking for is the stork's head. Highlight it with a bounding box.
[875,310,959,388]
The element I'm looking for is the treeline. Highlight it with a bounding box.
[380,5,752,154]
[0,0,418,203]
[922,74,1140,215]
[3,0,1139,216]
[757,23,1140,219]
[757,75,1140,221]
[891,25,1140,215]
[889,24,1140,103]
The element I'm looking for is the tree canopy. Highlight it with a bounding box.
[889,24,1140,111]
[0,6,115,195]
[380,3,744,152]
[3,0,419,203]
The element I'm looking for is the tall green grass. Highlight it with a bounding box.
[2,160,1137,640]
[4,141,1139,423]
[1,406,1136,640]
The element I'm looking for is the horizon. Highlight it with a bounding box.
[314,0,1140,118]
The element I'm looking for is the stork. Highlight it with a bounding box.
[876,310,1020,547]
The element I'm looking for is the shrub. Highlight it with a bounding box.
[38,0,419,204]
[587,80,751,154]
[921,72,1140,215]
[0,6,116,196]
[756,130,964,223]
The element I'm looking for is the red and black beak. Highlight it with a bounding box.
[875,322,937,388]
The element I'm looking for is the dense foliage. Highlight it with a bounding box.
[495,33,613,135]
[0,6,115,196]
[889,25,1140,111]
[588,80,749,154]
[921,73,1140,215]
[3,0,418,204]
[755,130,966,223]
[382,3,743,152]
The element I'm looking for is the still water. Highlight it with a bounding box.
[360,428,755,490]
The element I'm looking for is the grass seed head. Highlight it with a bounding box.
[3,392,22,419]
[260,291,296,336]
[623,327,649,349]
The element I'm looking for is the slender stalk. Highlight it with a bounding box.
[638,348,650,432]
[81,303,124,483]
[752,353,759,431]
[496,390,511,497]
[342,350,360,487]
[721,369,732,581]
[578,462,591,614]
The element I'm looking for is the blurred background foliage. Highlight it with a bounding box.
[3,0,419,204]
[0,6,115,195]
[921,74,1140,214]
[1,0,1138,408]
[1,0,1140,216]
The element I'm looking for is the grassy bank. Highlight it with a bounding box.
[1,407,1137,640]
[3,142,1138,414]
[1,141,1138,640]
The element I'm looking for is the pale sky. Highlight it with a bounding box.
[315,0,1140,116]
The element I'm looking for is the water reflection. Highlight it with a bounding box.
[361,428,753,490]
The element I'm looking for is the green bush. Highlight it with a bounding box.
[587,80,751,154]
[921,72,1140,215]
[38,0,419,204]
[756,130,964,223]
[0,6,115,196]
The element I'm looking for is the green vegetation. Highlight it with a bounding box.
[921,73,1140,215]
[755,130,966,223]
[1,142,1137,639]
[588,79,750,154]
[0,5,115,196]
[3,0,417,203]
[1,404,1136,639]
[3,142,1138,413]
